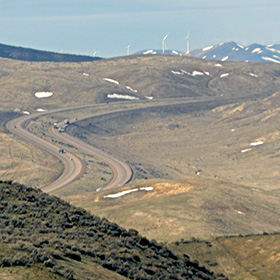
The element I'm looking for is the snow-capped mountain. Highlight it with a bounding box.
[186,41,280,64]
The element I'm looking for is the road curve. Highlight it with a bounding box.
[6,106,132,193]
[6,97,241,193]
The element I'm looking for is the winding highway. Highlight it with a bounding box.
[6,97,240,193]
[6,105,133,193]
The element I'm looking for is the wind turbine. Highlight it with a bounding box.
[162,34,169,54]
[126,43,131,56]
[93,50,100,57]
[184,31,190,55]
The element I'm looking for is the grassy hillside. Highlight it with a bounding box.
[0,181,226,280]
[169,233,280,280]
[1,55,280,112]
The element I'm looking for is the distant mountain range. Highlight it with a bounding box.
[0,43,101,62]
[137,41,280,64]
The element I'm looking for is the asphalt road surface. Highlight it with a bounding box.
[6,97,240,193]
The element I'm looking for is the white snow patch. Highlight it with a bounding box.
[145,96,153,100]
[36,108,46,112]
[241,148,252,153]
[245,47,249,51]
[104,189,139,198]
[126,86,138,93]
[181,70,191,75]
[232,47,236,51]
[252,188,260,192]
[35,92,53,98]
[171,70,183,75]
[221,56,229,61]
[213,55,216,58]
[107,93,139,100]
[231,129,235,132]
[220,73,229,78]
[273,55,280,59]
[104,187,153,198]
[23,111,30,115]
[249,73,258,78]
[237,44,244,49]
[252,48,261,53]
[204,71,210,76]
[236,210,246,215]
[172,50,179,55]
[215,63,222,67]
[250,141,264,146]
[257,50,263,54]
[143,50,156,55]
[202,56,207,59]
[104,78,119,85]
[192,71,204,76]
[140,187,154,191]
[235,48,239,51]
[202,45,214,51]
[83,73,89,77]
[262,57,280,64]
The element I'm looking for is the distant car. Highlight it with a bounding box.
[59,149,65,154]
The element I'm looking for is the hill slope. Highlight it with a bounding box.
[0,181,227,280]
[0,43,101,62]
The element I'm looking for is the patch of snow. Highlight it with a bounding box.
[245,47,249,51]
[107,93,139,100]
[236,210,246,215]
[241,148,252,153]
[221,56,229,61]
[231,129,235,132]
[192,71,204,76]
[126,86,138,93]
[145,96,153,100]
[202,56,207,59]
[181,70,190,75]
[220,43,224,46]
[139,187,154,191]
[35,92,53,98]
[252,48,261,53]
[203,45,214,51]
[104,189,139,198]
[273,55,280,59]
[257,50,263,54]
[262,57,280,64]
[213,55,216,58]
[215,63,222,67]
[104,187,154,199]
[204,71,210,76]
[83,73,89,77]
[232,47,236,51]
[237,44,244,49]
[250,141,264,146]
[104,78,119,85]
[23,111,30,115]
[235,48,239,51]
[171,70,183,75]
[172,50,179,55]
[36,108,46,112]
[252,188,260,192]
[143,50,155,55]
[220,73,229,78]
[249,73,258,78]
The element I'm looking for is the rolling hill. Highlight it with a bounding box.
[0,43,101,62]
[0,181,226,280]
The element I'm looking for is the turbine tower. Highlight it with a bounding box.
[162,34,169,54]
[126,43,131,56]
[185,31,190,54]
[93,50,99,57]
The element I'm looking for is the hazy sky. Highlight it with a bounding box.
[1,1,280,57]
